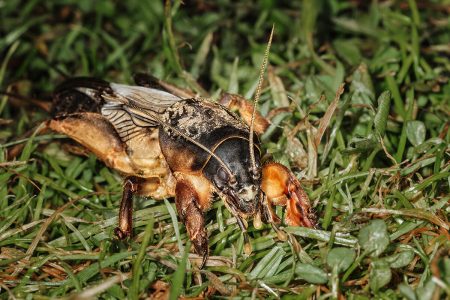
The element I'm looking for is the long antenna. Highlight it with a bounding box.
[249,25,274,176]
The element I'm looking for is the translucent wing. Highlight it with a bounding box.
[52,77,184,143]
[99,83,182,141]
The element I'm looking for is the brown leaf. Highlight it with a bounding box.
[203,270,231,295]
[314,83,345,148]
[285,127,308,169]
[150,280,170,300]
[268,66,289,107]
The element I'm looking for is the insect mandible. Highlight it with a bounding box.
[45,28,317,267]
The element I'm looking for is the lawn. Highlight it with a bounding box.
[0,1,449,299]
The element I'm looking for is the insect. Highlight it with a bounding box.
[45,29,316,267]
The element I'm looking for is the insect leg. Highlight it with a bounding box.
[257,194,287,241]
[261,162,317,228]
[133,73,196,99]
[115,176,142,239]
[258,193,281,224]
[174,178,209,268]
[231,213,252,255]
[218,93,270,134]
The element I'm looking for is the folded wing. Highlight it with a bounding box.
[52,77,184,143]
[100,83,182,141]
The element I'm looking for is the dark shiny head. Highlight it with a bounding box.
[203,137,262,216]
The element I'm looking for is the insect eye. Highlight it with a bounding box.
[217,167,230,182]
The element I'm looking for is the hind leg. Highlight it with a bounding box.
[115,176,141,239]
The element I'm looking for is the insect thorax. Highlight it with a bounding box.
[159,98,253,172]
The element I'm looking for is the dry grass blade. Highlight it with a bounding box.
[268,66,289,107]
[314,83,345,149]
[202,270,231,295]
[362,208,449,230]
[70,273,130,300]
[0,160,34,168]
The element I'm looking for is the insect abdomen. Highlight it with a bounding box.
[51,78,110,117]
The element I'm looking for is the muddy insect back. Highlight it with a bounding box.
[159,98,254,173]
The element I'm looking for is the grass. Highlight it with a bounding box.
[1,0,449,299]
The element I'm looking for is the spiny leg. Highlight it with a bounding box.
[175,179,209,268]
[261,162,317,228]
[115,176,142,239]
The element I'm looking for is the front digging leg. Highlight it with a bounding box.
[175,179,209,268]
[261,162,317,228]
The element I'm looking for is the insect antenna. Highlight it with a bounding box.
[249,25,274,177]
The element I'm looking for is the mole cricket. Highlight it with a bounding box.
[41,28,316,267]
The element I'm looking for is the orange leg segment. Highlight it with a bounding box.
[219,93,270,135]
[261,162,317,228]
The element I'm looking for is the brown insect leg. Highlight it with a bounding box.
[175,179,209,268]
[115,176,142,239]
[133,73,196,99]
[219,93,270,134]
[258,194,281,225]
[261,162,317,228]
[257,195,288,241]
